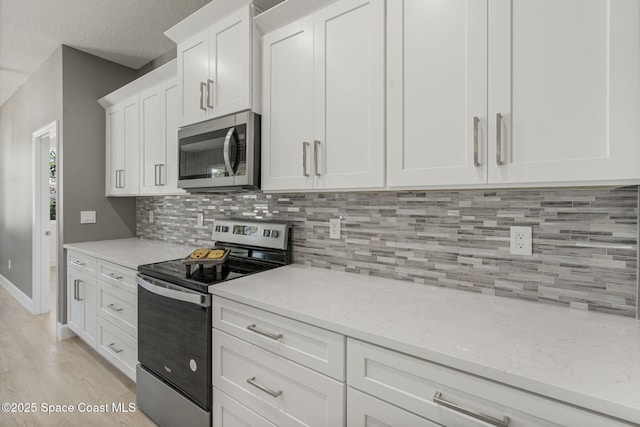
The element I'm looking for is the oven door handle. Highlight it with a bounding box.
[136,275,211,307]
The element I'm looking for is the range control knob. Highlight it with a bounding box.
[221,226,229,232]
[263,229,271,237]
[271,230,279,238]
[215,225,221,232]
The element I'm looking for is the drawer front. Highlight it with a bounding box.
[97,281,137,338]
[213,297,345,380]
[213,389,277,427]
[97,260,137,295]
[347,387,438,427]
[347,339,632,427]
[213,330,345,427]
[97,317,137,382]
[67,251,97,274]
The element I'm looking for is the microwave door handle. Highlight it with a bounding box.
[223,127,236,176]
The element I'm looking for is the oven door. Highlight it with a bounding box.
[136,274,212,410]
[178,111,257,190]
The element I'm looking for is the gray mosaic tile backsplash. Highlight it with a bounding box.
[137,186,639,317]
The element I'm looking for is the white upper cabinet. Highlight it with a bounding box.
[100,60,183,197]
[105,97,140,196]
[388,0,640,188]
[387,0,488,187]
[262,16,315,190]
[261,0,385,191]
[168,2,268,128]
[139,79,186,195]
[488,0,640,185]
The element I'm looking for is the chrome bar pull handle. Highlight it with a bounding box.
[115,170,119,189]
[207,79,214,109]
[246,377,283,398]
[473,116,480,167]
[108,272,123,280]
[314,140,321,176]
[72,260,85,266]
[433,392,509,427]
[302,141,310,177]
[75,280,83,301]
[496,113,503,166]
[246,324,283,341]
[108,343,124,354]
[73,279,79,301]
[158,164,165,186]
[200,82,207,111]
[107,303,123,312]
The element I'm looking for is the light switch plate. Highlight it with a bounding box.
[80,211,96,224]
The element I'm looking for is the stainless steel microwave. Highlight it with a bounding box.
[178,111,260,192]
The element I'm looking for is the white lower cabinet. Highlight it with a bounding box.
[66,250,138,381]
[66,266,97,348]
[213,388,277,427]
[96,317,137,381]
[347,387,438,427]
[347,338,633,427]
[213,330,344,427]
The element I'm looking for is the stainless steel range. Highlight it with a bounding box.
[135,219,292,427]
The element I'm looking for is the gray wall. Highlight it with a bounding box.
[58,46,137,322]
[0,48,62,298]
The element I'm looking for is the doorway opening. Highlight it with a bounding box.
[32,121,58,320]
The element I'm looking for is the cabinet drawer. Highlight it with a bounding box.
[347,339,632,427]
[97,281,137,338]
[213,389,277,427]
[97,317,137,382]
[67,251,97,274]
[213,330,345,427]
[213,297,345,380]
[97,260,137,294]
[347,387,438,427]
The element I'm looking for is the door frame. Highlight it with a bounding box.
[32,120,58,315]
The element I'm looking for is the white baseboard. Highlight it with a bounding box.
[0,274,34,314]
[57,322,76,341]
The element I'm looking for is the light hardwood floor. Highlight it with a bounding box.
[0,268,156,426]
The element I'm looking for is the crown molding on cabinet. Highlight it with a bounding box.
[254,0,339,34]
[98,59,176,108]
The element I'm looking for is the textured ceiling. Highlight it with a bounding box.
[0,0,210,107]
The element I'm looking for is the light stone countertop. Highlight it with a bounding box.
[63,238,199,270]
[209,263,640,424]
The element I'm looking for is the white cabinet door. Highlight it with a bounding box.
[139,85,165,195]
[209,6,252,119]
[139,79,185,195]
[313,0,385,190]
[488,0,640,185]
[163,82,185,194]
[387,0,488,188]
[67,269,85,338]
[261,16,315,191]
[105,97,140,196]
[177,29,210,127]
[67,268,96,348]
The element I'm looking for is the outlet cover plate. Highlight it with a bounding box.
[329,218,341,239]
[510,226,532,256]
[80,211,96,224]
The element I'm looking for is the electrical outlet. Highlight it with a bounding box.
[8,259,11,269]
[149,211,154,224]
[510,226,532,255]
[80,210,96,224]
[197,212,204,228]
[329,218,341,239]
